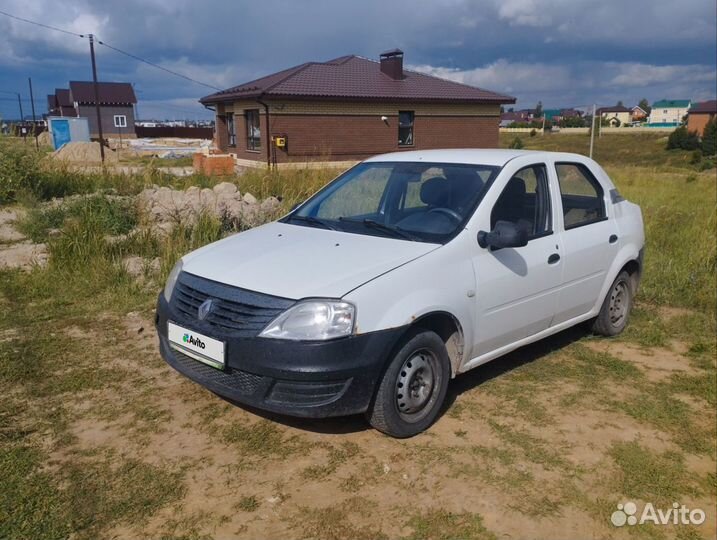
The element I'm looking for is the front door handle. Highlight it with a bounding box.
[548,253,560,264]
[609,234,618,244]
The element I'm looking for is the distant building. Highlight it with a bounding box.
[687,100,717,135]
[648,99,691,127]
[200,49,515,164]
[499,111,530,126]
[596,106,631,127]
[631,105,648,123]
[47,82,137,138]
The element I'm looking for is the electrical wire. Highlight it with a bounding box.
[0,9,222,92]
[0,8,84,37]
[96,40,222,91]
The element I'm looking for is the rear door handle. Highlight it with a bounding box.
[609,234,618,244]
[548,253,560,264]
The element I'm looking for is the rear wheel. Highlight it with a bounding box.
[592,270,633,336]
[366,329,450,438]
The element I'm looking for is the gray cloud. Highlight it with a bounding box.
[0,0,714,119]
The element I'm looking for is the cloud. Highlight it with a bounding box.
[410,60,717,108]
[0,0,715,119]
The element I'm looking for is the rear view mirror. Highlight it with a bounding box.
[477,221,528,250]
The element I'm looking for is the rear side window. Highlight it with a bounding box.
[555,163,606,229]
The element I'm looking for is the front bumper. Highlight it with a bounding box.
[156,293,405,418]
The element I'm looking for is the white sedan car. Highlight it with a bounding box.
[157,149,645,437]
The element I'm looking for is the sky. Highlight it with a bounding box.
[0,0,715,120]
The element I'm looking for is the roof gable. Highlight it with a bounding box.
[201,55,514,105]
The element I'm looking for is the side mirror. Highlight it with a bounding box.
[477,220,528,250]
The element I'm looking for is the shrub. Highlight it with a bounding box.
[509,137,524,149]
[701,117,717,156]
[530,129,537,137]
[666,126,700,151]
[698,159,714,171]
[690,150,703,165]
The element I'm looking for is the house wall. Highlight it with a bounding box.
[601,111,631,125]
[687,113,715,135]
[214,99,500,162]
[648,106,689,125]
[76,104,136,138]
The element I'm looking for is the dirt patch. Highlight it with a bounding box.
[0,241,48,269]
[0,207,27,243]
[52,141,119,163]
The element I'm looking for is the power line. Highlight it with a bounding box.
[97,40,221,91]
[0,9,221,91]
[0,8,84,37]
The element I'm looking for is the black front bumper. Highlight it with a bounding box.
[156,293,405,418]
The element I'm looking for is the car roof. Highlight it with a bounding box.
[364,148,590,167]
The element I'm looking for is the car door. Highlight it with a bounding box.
[470,162,564,357]
[551,161,620,324]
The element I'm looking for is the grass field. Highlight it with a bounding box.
[0,132,715,539]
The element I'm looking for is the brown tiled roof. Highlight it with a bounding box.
[690,100,717,114]
[55,88,72,107]
[69,81,137,105]
[201,55,514,105]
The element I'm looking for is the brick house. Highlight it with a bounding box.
[47,82,137,138]
[687,100,717,135]
[200,50,515,165]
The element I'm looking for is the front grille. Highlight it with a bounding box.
[172,349,263,395]
[172,272,294,337]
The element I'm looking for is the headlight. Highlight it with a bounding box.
[163,260,183,302]
[259,300,355,341]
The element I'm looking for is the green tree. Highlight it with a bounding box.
[701,117,717,156]
[535,101,543,118]
[667,126,700,151]
[616,100,624,107]
[638,98,651,114]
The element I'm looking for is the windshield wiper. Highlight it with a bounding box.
[287,215,340,231]
[339,217,418,241]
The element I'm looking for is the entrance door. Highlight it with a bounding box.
[52,119,70,149]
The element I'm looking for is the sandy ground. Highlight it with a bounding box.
[0,208,48,269]
[50,309,715,540]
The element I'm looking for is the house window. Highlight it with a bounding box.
[226,113,236,146]
[398,111,414,146]
[113,115,127,128]
[246,109,261,151]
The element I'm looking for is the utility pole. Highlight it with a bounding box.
[17,93,23,123]
[589,104,596,159]
[88,34,105,162]
[28,77,38,150]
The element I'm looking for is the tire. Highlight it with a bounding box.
[592,270,633,336]
[366,329,450,438]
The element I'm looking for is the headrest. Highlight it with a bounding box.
[420,177,450,206]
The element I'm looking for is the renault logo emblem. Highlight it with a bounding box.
[197,299,214,321]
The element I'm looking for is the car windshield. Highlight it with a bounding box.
[284,161,500,243]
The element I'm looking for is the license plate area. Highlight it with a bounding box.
[168,321,225,370]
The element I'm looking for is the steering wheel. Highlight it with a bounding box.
[428,207,462,223]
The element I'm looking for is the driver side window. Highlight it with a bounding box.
[490,164,552,239]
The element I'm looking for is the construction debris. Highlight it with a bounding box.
[138,182,282,229]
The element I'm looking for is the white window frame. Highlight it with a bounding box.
[113,115,128,128]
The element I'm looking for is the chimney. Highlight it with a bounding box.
[380,49,404,80]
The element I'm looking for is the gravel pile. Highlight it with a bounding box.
[53,141,119,163]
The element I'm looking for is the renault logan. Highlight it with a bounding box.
[156,149,644,438]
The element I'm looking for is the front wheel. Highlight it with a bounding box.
[366,329,450,438]
[592,270,634,336]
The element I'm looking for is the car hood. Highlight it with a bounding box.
[181,222,440,299]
